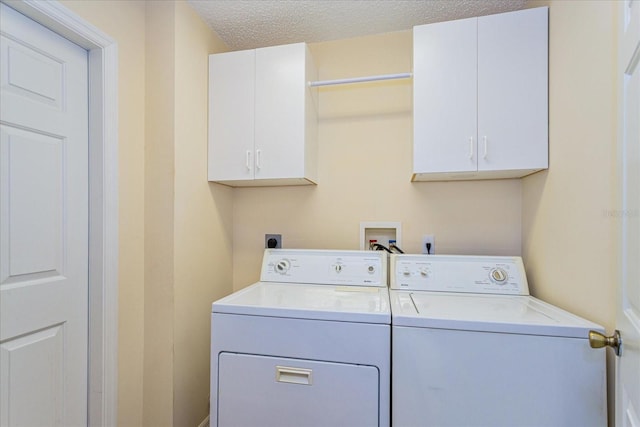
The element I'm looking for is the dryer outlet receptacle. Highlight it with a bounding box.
[265,234,282,249]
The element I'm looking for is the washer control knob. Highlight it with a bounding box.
[367,265,376,274]
[402,269,411,277]
[490,267,508,284]
[275,259,290,274]
[334,264,343,273]
[419,267,429,277]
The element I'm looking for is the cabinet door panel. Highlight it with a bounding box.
[478,8,548,172]
[208,50,255,181]
[413,18,477,174]
[255,43,306,180]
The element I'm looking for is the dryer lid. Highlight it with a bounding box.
[213,281,391,324]
[390,291,602,338]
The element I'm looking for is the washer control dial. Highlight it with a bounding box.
[367,265,376,274]
[490,267,508,284]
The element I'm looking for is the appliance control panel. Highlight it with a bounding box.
[261,249,388,287]
[390,254,529,295]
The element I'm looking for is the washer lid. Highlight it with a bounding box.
[213,282,391,324]
[390,291,602,338]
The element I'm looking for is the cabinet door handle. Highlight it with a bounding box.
[483,136,488,159]
[256,149,262,170]
[246,150,252,170]
[468,137,474,160]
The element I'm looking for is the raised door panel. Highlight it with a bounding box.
[413,18,478,176]
[0,326,65,426]
[255,43,307,181]
[208,49,255,182]
[477,7,548,172]
[217,353,379,427]
[1,129,63,283]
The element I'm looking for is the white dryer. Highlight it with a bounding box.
[390,254,607,427]
[210,249,390,427]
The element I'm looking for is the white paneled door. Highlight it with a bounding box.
[618,0,640,426]
[0,3,89,427]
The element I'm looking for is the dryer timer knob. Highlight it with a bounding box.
[275,259,290,274]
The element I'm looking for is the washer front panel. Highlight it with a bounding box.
[391,325,607,427]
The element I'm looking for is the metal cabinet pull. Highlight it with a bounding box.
[256,149,262,170]
[483,136,488,159]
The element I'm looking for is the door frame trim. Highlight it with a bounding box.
[1,1,119,425]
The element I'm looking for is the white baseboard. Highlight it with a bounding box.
[197,415,210,427]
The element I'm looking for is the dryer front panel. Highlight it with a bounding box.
[218,353,379,427]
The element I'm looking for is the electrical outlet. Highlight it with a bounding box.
[422,235,435,254]
[265,234,282,249]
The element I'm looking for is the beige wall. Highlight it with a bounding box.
[59,1,231,426]
[173,2,232,426]
[144,2,232,426]
[232,31,523,290]
[144,1,176,425]
[522,0,617,331]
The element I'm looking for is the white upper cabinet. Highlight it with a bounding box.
[208,43,318,186]
[413,7,548,181]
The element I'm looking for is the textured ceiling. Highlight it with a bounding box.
[188,0,528,50]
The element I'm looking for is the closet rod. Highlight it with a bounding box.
[308,72,412,88]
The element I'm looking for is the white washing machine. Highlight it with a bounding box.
[210,249,390,427]
[390,254,607,427]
